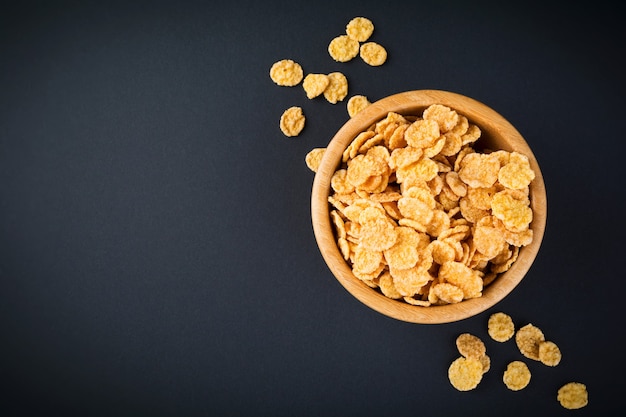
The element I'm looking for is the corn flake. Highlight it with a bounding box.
[557,382,588,409]
[538,341,562,366]
[346,17,374,42]
[448,357,483,391]
[323,72,349,104]
[305,148,325,172]
[359,42,387,66]
[279,106,305,137]
[269,59,304,86]
[487,312,515,342]
[515,323,545,361]
[328,35,360,62]
[302,73,330,99]
[347,95,372,117]
[503,361,531,391]
[456,333,487,360]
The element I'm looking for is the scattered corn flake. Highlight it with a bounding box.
[448,357,483,391]
[269,59,304,86]
[347,95,372,117]
[557,382,588,409]
[279,106,306,137]
[302,73,330,99]
[456,333,487,360]
[479,354,491,374]
[359,42,387,66]
[328,35,360,62]
[515,323,545,361]
[305,148,326,172]
[323,72,349,104]
[538,341,562,366]
[346,17,374,42]
[503,361,531,391]
[487,312,515,342]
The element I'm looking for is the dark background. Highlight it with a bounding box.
[1,1,624,415]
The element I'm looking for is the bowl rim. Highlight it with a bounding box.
[311,89,547,324]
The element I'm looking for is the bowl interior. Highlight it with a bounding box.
[311,90,547,324]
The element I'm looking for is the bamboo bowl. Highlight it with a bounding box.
[311,90,546,324]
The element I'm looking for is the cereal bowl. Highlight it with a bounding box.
[311,90,546,324]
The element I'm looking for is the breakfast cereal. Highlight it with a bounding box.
[456,333,486,360]
[347,95,372,117]
[326,104,536,306]
[502,361,531,391]
[323,72,349,104]
[328,35,360,62]
[305,148,326,172]
[346,17,374,42]
[302,73,330,99]
[515,323,545,361]
[487,312,515,342]
[269,59,304,86]
[538,340,562,366]
[448,357,483,391]
[279,106,306,137]
[557,382,588,409]
[359,42,387,66]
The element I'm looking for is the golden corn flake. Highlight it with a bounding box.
[458,152,500,188]
[389,265,431,297]
[498,151,536,190]
[347,95,372,117]
[502,361,531,391]
[491,190,533,232]
[515,323,545,361]
[269,59,304,86]
[383,226,421,270]
[279,106,306,137]
[302,73,330,99]
[405,119,440,149]
[448,357,483,391]
[456,333,486,360]
[429,282,464,304]
[353,244,383,275]
[360,42,387,66]
[487,312,515,342]
[423,104,459,133]
[557,382,588,409]
[323,72,349,104]
[538,340,562,366]
[305,148,325,172]
[328,35,360,62]
[346,17,374,42]
[439,261,482,299]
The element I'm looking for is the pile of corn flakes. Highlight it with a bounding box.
[447,311,588,410]
[269,17,385,137]
[313,104,536,306]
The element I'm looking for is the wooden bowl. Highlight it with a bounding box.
[311,90,547,324]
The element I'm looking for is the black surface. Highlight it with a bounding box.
[1,1,624,415]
